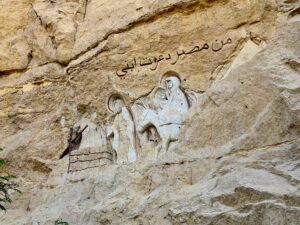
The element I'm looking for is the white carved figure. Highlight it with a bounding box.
[164,75,189,114]
[136,74,189,157]
[107,95,137,164]
[159,75,189,126]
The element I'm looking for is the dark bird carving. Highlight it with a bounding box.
[59,125,88,159]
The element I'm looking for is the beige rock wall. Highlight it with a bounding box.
[0,0,299,224]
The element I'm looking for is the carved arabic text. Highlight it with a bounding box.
[116,38,232,78]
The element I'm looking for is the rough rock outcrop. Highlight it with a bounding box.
[0,0,299,224]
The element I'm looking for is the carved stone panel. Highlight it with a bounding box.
[64,71,199,169]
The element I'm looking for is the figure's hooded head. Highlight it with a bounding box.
[165,76,181,90]
[154,88,168,109]
[161,71,181,90]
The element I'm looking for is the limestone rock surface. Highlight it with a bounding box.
[0,0,299,224]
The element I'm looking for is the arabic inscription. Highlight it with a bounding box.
[116,37,232,78]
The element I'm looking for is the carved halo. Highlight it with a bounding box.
[107,94,124,113]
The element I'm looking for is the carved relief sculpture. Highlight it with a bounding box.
[62,72,193,169]
[133,72,190,158]
[107,95,138,164]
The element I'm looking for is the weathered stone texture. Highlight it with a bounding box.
[0,0,299,224]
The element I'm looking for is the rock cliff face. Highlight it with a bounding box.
[0,0,300,224]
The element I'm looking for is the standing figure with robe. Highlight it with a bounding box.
[107,95,138,164]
